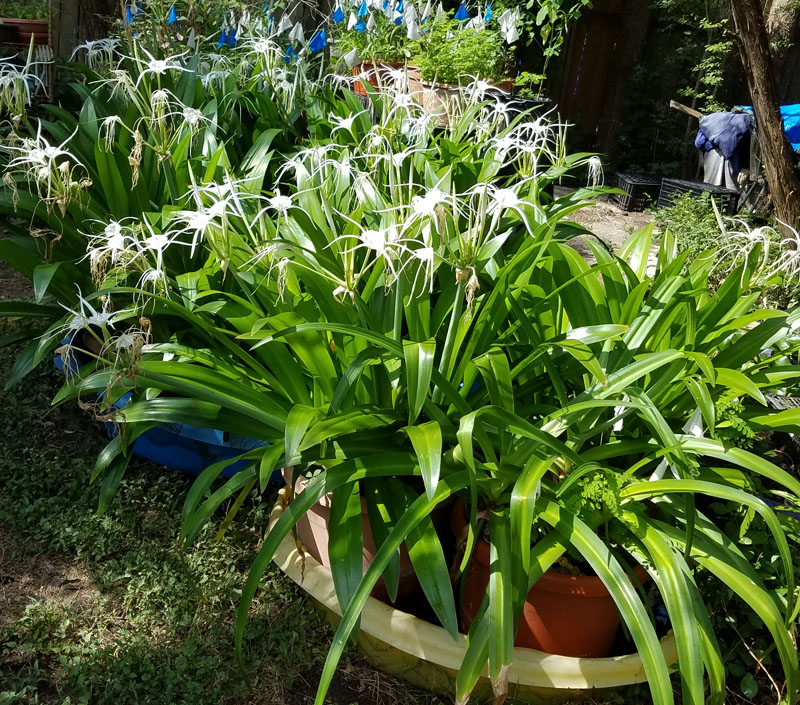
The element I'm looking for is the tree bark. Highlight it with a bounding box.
[765,0,800,102]
[729,0,800,234]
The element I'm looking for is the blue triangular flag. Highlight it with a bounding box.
[217,28,227,49]
[284,44,298,63]
[484,3,492,21]
[125,6,135,24]
[168,5,177,24]
[357,0,368,15]
[135,1,143,14]
[332,5,345,22]
[354,18,367,31]
[383,0,389,8]
[263,0,269,13]
[454,2,469,20]
[227,26,237,46]
[308,29,326,52]
[396,0,404,12]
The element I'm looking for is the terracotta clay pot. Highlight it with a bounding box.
[453,503,649,658]
[351,60,406,96]
[2,18,48,45]
[282,468,419,603]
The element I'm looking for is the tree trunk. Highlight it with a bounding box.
[765,0,800,102]
[729,0,800,234]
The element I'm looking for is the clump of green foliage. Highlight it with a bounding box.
[514,71,547,98]
[410,15,512,84]
[654,191,724,261]
[0,0,47,20]
[334,12,410,64]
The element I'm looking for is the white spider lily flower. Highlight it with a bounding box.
[0,57,46,123]
[407,186,450,223]
[329,221,411,287]
[130,46,190,87]
[171,204,227,256]
[183,107,204,127]
[85,219,135,267]
[330,110,365,135]
[59,291,134,334]
[100,115,123,152]
[4,125,89,214]
[70,38,120,69]
[406,245,436,295]
[587,156,604,187]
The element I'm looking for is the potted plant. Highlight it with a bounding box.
[409,13,514,124]
[511,70,550,110]
[332,11,412,96]
[53,92,800,705]
[1,0,48,44]
[3,31,800,705]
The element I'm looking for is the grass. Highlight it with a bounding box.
[0,323,451,705]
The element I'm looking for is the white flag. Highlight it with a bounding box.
[343,47,361,67]
[367,12,376,30]
[407,18,421,39]
[186,27,196,48]
[277,14,293,33]
[347,11,357,29]
[289,21,304,43]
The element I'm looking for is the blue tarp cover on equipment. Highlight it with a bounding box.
[741,104,800,151]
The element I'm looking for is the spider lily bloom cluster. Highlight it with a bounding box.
[3,129,91,215]
[0,47,48,126]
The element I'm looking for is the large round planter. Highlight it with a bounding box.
[2,18,48,45]
[281,468,419,603]
[408,77,461,127]
[269,492,677,702]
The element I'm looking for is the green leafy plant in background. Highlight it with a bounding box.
[410,14,512,84]
[333,11,410,65]
[514,71,547,99]
[0,0,47,20]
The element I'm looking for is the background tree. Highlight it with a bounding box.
[729,0,800,233]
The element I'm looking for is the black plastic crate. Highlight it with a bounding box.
[612,172,661,212]
[657,178,739,215]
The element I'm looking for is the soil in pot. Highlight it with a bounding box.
[282,468,420,603]
[452,502,649,658]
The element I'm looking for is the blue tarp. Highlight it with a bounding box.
[740,104,800,151]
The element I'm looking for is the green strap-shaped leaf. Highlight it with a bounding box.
[474,348,514,412]
[487,510,513,695]
[313,472,471,705]
[285,405,318,465]
[403,340,436,424]
[405,421,442,501]
[329,482,364,619]
[624,513,704,705]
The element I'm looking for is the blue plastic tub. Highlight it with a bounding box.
[55,339,272,479]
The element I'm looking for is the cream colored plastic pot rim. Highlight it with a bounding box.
[269,491,678,691]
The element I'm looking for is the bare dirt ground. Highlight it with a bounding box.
[567,200,656,261]
[0,521,98,626]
